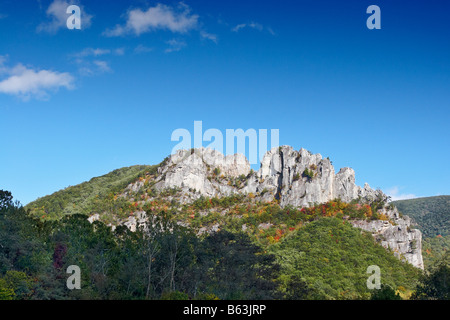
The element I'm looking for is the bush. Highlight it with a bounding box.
[302,168,314,180]
[160,291,189,300]
[370,285,402,300]
[411,253,450,300]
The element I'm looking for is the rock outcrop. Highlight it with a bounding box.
[128,146,424,269]
[153,146,382,207]
[351,207,424,269]
[154,148,250,201]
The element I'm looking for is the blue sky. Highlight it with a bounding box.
[0,0,449,205]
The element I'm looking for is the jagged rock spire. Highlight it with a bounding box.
[155,146,384,207]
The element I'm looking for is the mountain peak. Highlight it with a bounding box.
[153,146,383,208]
[25,145,424,269]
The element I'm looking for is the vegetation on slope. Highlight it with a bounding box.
[393,196,450,272]
[25,165,156,220]
[9,172,450,300]
[422,235,450,270]
[3,189,450,300]
[271,217,419,299]
[1,195,279,300]
[392,195,450,238]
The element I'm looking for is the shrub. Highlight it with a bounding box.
[161,291,189,300]
[302,168,314,180]
[370,285,402,300]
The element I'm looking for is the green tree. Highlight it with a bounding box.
[0,190,13,210]
[370,284,402,300]
[0,278,15,300]
[200,230,280,300]
[283,274,316,300]
[2,270,36,300]
[412,253,450,300]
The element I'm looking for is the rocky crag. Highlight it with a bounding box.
[153,146,383,206]
[122,146,424,269]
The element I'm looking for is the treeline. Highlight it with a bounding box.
[423,235,450,269]
[1,191,278,300]
[25,165,155,220]
[393,195,450,238]
[1,190,449,300]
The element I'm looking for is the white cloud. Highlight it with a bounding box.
[104,3,199,37]
[232,23,247,32]
[200,31,218,43]
[114,48,125,56]
[70,47,124,76]
[232,21,274,34]
[134,44,154,54]
[37,0,92,34]
[71,47,125,58]
[92,60,111,73]
[76,60,111,77]
[267,27,276,36]
[0,55,8,74]
[385,186,417,201]
[0,62,74,100]
[247,22,263,31]
[73,48,111,58]
[165,39,187,53]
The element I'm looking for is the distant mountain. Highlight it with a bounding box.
[392,196,450,270]
[392,196,450,238]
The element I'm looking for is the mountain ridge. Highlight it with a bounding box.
[392,195,450,238]
[26,146,424,269]
[152,146,384,207]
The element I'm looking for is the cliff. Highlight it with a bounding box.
[153,146,384,206]
[146,146,424,269]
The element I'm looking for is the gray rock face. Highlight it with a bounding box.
[254,146,384,207]
[143,146,424,269]
[350,207,424,269]
[153,148,249,200]
[154,146,383,207]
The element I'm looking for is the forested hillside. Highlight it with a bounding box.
[393,196,450,271]
[393,196,450,237]
[26,165,154,220]
[4,164,448,300]
[2,191,425,300]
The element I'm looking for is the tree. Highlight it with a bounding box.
[412,253,450,300]
[200,230,280,299]
[0,278,15,300]
[283,274,315,300]
[1,270,35,300]
[0,190,13,210]
[370,284,402,300]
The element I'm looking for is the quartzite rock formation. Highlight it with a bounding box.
[125,146,424,269]
[154,146,383,207]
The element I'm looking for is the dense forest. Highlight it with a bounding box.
[393,196,450,237]
[393,196,450,270]
[1,189,449,300]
